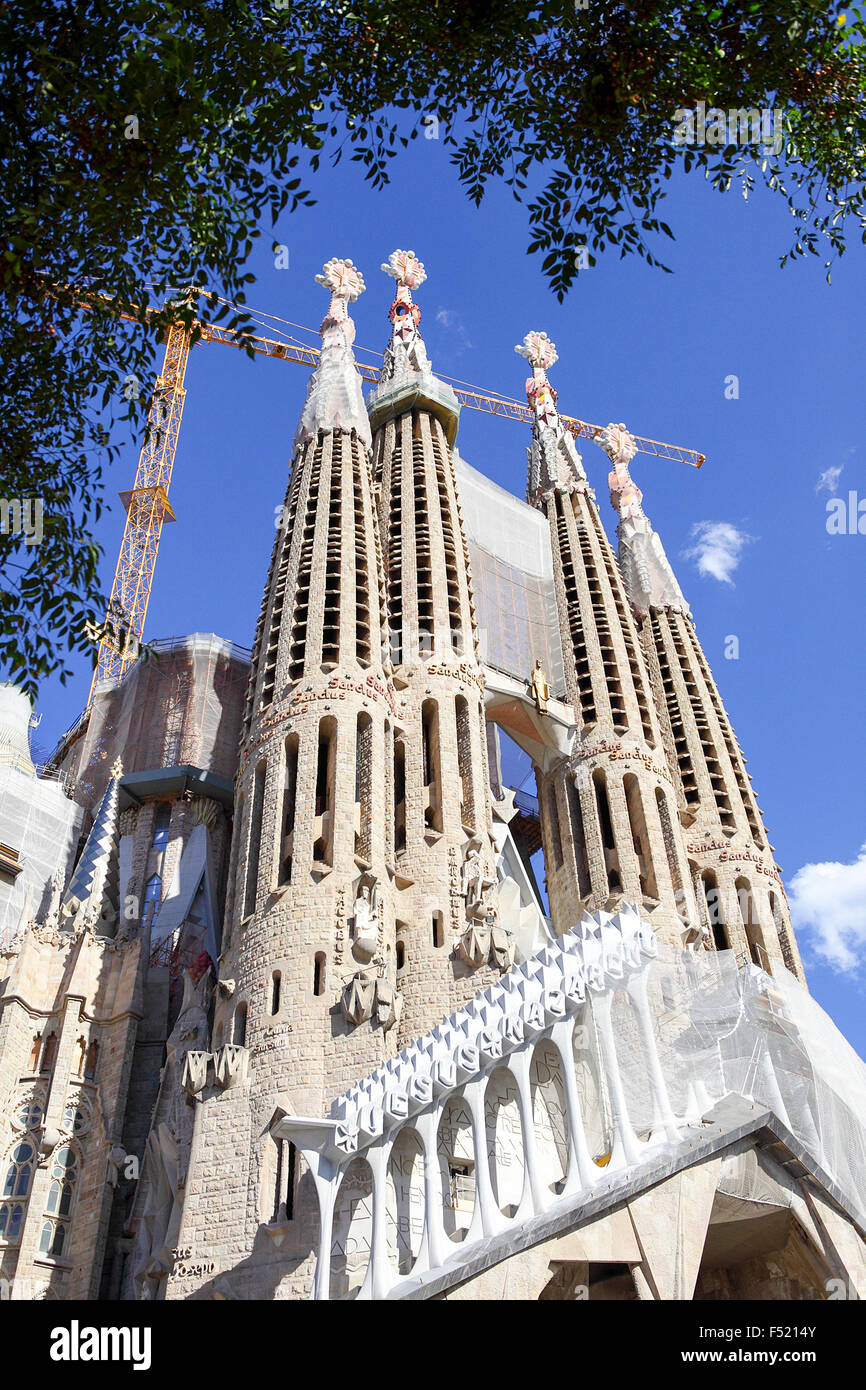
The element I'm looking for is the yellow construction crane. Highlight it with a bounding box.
[83,290,706,704]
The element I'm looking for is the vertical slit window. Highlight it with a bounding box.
[280,735,298,886]
[355,713,373,863]
[270,971,281,1016]
[593,769,621,891]
[421,700,443,832]
[546,784,563,870]
[314,719,336,865]
[313,953,326,996]
[655,787,684,911]
[703,873,728,951]
[566,776,591,898]
[455,696,476,831]
[624,773,658,900]
[322,439,343,668]
[394,737,406,853]
[288,439,324,683]
[244,761,266,919]
[353,455,373,666]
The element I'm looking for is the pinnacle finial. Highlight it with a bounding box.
[110,756,124,779]
[515,330,558,372]
[381,249,427,293]
[315,257,366,301]
[598,424,643,520]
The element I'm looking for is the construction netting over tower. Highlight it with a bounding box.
[53,633,251,808]
[454,454,566,697]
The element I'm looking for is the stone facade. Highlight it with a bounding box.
[0,254,848,1305]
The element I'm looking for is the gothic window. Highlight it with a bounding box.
[0,1139,34,1244]
[62,1094,90,1137]
[244,761,267,919]
[39,1145,79,1259]
[15,1094,44,1132]
[84,1040,99,1081]
[40,1032,58,1074]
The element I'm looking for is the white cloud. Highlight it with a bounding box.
[815,464,843,495]
[434,307,472,353]
[788,844,866,972]
[683,521,753,585]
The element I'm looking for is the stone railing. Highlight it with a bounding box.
[272,904,718,1300]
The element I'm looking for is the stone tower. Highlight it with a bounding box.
[602,425,805,982]
[368,250,503,1044]
[165,258,401,1300]
[519,333,697,946]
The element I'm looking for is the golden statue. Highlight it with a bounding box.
[530,658,550,714]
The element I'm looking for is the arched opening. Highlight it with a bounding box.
[270,971,281,1016]
[393,737,406,854]
[243,761,267,919]
[232,1002,247,1047]
[530,1041,569,1196]
[354,712,373,863]
[279,734,298,885]
[737,878,769,973]
[593,769,621,892]
[313,952,326,997]
[432,912,445,949]
[655,787,684,912]
[455,695,476,832]
[313,720,336,865]
[437,1097,475,1242]
[702,872,729,951]
[485,1068,525,1218]
[624,773,658,901]
[40,1033,58,1074]
[396,940,405,971]
[386,1128,425,1276]
[421,700,443,833]
[573,1009,613,1166]
[330,1156,374,1299]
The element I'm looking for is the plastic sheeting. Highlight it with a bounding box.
[454,454,566,696]
[604,945,866,1226]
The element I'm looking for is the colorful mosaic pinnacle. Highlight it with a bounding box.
[380,248,427,292]
[515,329,559,372]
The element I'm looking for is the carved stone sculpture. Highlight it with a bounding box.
[462,843,495,921]
[341,969,377,1025]
[352,878,379,961]
[530,658,551,714]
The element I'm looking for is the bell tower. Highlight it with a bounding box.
[166,258,399,1301]
[603,426,806,981]
[518,332,697,945]
[369,250,505,1042]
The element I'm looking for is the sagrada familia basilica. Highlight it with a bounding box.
[1,251,865,1302]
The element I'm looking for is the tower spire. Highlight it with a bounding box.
[597,422,688,620]
[516,331,587,502]
[293,256,370,451]
[60,756,123,930]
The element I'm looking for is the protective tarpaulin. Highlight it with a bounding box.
[454,454,566,697]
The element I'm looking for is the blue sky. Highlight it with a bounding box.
[31,135,866,1049]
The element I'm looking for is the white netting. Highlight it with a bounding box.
[606,946,866,1224]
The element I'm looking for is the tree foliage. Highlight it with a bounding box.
[1,0,863,696]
